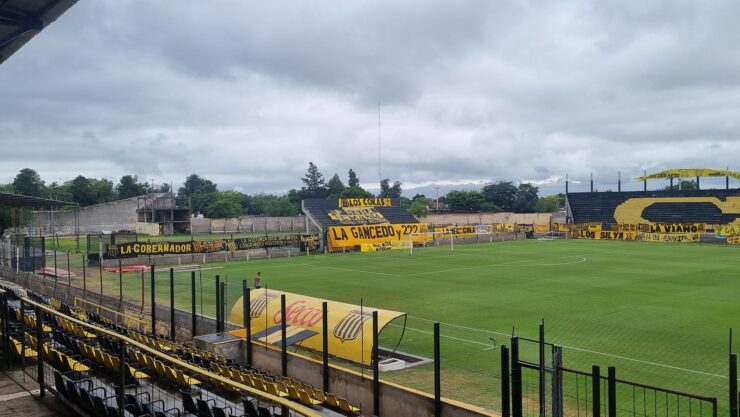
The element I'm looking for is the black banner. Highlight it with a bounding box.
[105,234,320,259]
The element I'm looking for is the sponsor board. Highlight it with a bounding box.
[230,291,404,365]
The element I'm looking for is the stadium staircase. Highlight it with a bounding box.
[0,284,361,417]
[567,189,740,226]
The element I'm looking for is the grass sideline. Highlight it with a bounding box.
[65,239,738,413]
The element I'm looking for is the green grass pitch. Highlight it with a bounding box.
[90,239,738,413]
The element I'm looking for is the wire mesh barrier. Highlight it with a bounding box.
[0,245,737,417]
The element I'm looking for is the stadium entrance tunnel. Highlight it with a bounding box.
[228,290,422,367]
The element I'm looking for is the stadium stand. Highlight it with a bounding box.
[0,283,358,417]
[567,189,740,226]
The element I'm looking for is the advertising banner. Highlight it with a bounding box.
[230,290,405,365]
[638,233,700,243]
[105,234,320,258]
[433,225,477,237]
[327,223,431,250]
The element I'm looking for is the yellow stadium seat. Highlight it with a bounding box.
[175,368,201,386]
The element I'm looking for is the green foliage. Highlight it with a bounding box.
[481,181,541,213]
[445,189,486,211]
[480,201,501,212]
[116,175,150,199]
[663,179,698,191]
[347,168,360,187]
[301,162,328,198]
[339,186,374,199]
[326,174,346,198]
[178,174,218,215]
[12,168,45,196]
[206,191,245,218]
[67,176,116,206]
[513,183,539,212]
[248,193,299,216]
[482,181,518,211]
[407,198,430,217]
[535,194,563,213]
[378,178,402,198]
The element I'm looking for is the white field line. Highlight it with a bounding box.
[405,316,729,379]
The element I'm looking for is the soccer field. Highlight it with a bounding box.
[104,239,738,412]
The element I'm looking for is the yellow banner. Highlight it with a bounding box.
[637,223,706,233]
[338,198,392,208]
[327,223,430,249]
[360,240,410,252]
[727,236,740,245]
[578,230,637,240]
[639,233,700,243]
[327,207,387,225]
[534,224,551,233]
[717,225,740,236]
[230,291,404,365]
[433,225,477,237]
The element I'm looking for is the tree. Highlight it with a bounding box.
[378,179,402,198]
[445,190,486,212]
[339,186,373,199]
[249,193,299,216]
[326,174,346,198]
[663,180,697,191]
[535,195,561,213]
[407,199,429,218]
[482,181,518,212]
[513,183,539,212]
[480,202,501,212]
[12,168,45,196]
[301,162,328,198]
[116,175,150,199]
[47,181,72,202]
[206,191,245,218]
[67,176,115,206]
[348,169,360,187]
[178,174,218,215]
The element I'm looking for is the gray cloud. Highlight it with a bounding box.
[1,0,739,195]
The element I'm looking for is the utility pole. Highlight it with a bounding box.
[435,187,440,211]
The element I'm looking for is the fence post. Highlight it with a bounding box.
[117,339,126,417]
[281,294,287,376]
[99,256,103,298]
[374,311,380,417]
[245,284,252,367]
[2,293,10,370]
[150,265,156,336]
[215,275,221,333]
[191,271,197,337]
[592,365,601,417]
[35,305,45,397]
[66,252,71,301]
[552,346,563,417]
[82,254,86,296]
[169,268,175,340]
[539,321,546,417]
[434,322,441,417]
[731,353,738,417]
[502,345,511,417]
[512,337,522,417]
[118,258,123,304]
[322,301,329,392]
[607,366,616,417]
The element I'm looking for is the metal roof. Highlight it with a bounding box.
[635,168,740,181]
[0,191,77,208]
[0,0,78,64]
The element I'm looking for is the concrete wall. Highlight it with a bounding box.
[28,196,143,235]
[422,212,552,226]
[191,216,314,234]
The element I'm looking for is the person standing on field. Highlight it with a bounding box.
[254,272,262,289]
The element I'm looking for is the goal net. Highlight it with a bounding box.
[408,231,455,254]
[535,230,568,240]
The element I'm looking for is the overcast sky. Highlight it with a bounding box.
[1,1,739,196]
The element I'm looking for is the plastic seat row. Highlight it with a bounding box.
[76,340,150,382]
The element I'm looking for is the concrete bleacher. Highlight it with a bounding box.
[567,189,740,226]
[0,283,356,417]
